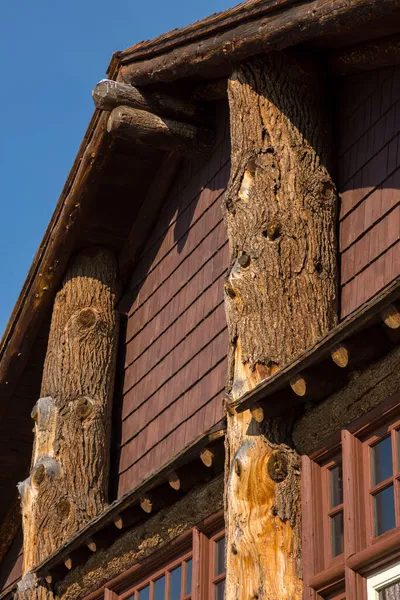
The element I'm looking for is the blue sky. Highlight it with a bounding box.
[0,0,233,337]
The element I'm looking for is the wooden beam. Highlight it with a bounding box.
[223,51,337,401]
[93,79,206,124]
[329,34,400,76]
[119,0,400,85]
[118,151,181,287]
[193,78,227,102]
[107,106,214,154]
[19,248,120,574]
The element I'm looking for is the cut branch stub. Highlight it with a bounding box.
[93,79,206,124]
[223,51,338,400]
[107,106,214,155]
[75,396,94,421]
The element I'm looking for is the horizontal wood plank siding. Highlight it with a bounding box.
[0,529,22,593]
[117,103,230,497]
[337,66,400,318]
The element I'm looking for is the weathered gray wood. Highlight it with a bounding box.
[107,106,214,154]
[93,79,205,123]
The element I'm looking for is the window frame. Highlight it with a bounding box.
[366,561,400,599]
[302,392,400,600]
[84,512,225,600]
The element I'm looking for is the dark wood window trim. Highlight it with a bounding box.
[302,393,400,599]
[84,512,224,600]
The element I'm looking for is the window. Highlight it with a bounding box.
[98,513,224,600]
[210,533,226,600]
[302,396,400,599]
[123,552,192,600]
[367,562,400,599]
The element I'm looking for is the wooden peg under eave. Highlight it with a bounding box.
[331,343,349,368]
[86,538,97,553]
[168,471,181,491]
[140,496,153,514]
[290,374,307,397]
[200,447,215,468]
[250,403,265,423]
[64,557,73,570]
[381,304,400,329]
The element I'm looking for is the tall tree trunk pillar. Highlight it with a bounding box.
[17,247,119,595]
[224,51,338,599]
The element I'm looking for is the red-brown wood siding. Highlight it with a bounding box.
[117,103,230,497]
[337,66,400,318]
[0,530,22,593]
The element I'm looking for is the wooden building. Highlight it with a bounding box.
[1,0,400,598]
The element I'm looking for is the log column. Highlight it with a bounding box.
[223,52,338,599]
[17,247,119,593]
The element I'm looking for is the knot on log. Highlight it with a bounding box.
[234,458,242,477]
[263,222,281,241]
[75,396,94,421]
[17,478,30,502]
[56,499,71,520]
[224,281,236,299]
[31,397,55,428]
[76,307,99,330]
[237,253,250,268]
[267,450,288,482]
[32,457,60,487]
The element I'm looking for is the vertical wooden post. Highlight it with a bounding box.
[223,51,338,599]
[16,247,119,597]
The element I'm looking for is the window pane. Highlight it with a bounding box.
[139,585,150,600]
[331,511,344,557]
[330,464,343,508]
[155,576,166,600]
[185,559,192,596]
[374,485,396,536]
[215,537,226,576]
[215,580,225,600]
[372,437,393,486]
[380,581,400,599]
[169,566,181,600]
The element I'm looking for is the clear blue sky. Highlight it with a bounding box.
[0,0,233,338]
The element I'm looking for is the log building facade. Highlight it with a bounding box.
[1,1,400,599]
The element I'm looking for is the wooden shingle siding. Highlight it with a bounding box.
[0,530,22,593]
[117,103,230,497]
[337,66,400,318]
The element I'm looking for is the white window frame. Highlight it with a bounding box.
[367,562,400,599]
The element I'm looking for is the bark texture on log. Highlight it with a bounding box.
[223,52,338,399]
[225,409,301,600]
[107,106,214,154]
[19,247,119,575]
[93,79,205,124]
